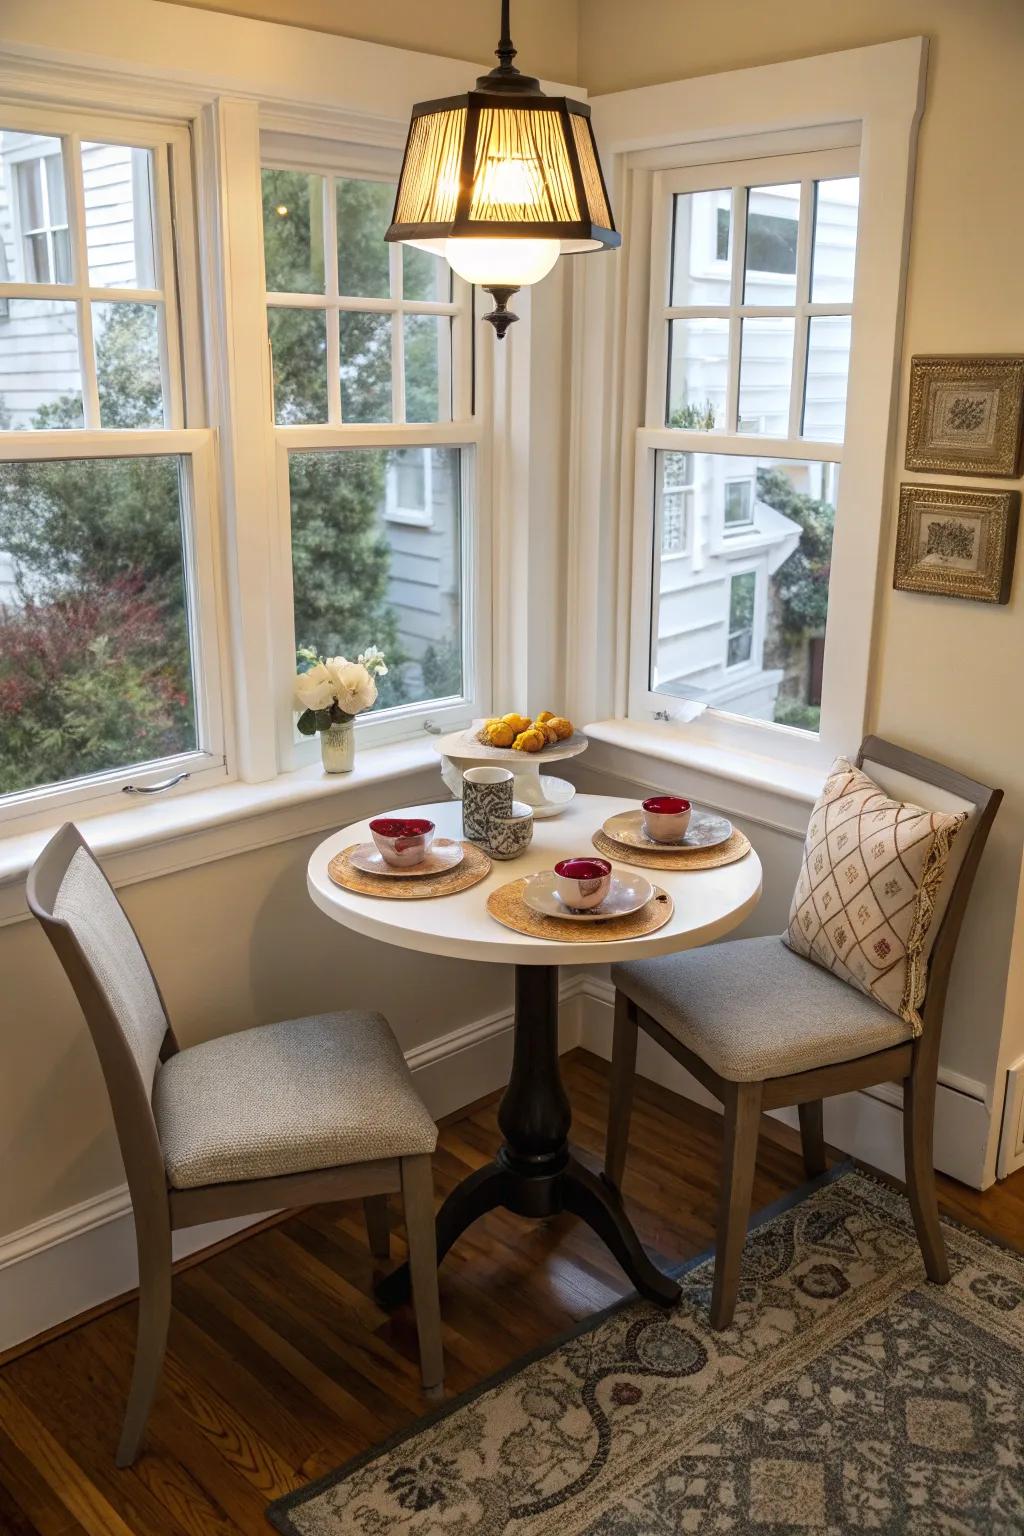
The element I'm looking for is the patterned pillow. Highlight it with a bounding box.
[784,757,967,1031]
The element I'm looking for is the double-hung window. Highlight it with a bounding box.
[630,145,860,748]
[0,108,224,827]
[260,139,483,762]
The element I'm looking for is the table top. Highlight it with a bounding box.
[307,794,762,967]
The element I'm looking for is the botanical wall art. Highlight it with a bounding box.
[905,355,1024,476]
[893,483,1020,603]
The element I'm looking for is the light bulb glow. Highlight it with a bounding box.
[474,155,542,210]
[443,237,560,286]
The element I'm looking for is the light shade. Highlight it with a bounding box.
[386,95,618,256]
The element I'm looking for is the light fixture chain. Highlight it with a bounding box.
[496,0,517,72]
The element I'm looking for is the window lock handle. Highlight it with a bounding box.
[123,771,191,795]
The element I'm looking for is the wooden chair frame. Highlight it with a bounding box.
[604,736,1002,1329]
[28,823,443,1468]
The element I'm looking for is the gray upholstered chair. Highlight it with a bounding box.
[604,737,1001,1330]
[28,822,444,1467]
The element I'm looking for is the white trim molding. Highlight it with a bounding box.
[997,1055,1024,1179]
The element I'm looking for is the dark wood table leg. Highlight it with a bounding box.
[376,964,680,1309]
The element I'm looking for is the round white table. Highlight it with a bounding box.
[308,793,762,1306]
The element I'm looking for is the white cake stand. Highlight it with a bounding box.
[433,723,588,818]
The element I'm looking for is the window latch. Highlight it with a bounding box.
[422,720,444,735]
[123,771,191,796]
[652,709,673,722]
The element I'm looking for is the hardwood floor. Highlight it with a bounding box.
[1,1048,1021,1536]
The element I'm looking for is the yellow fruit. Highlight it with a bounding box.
[535,710,555,724]
[538,722,559,744]
[549,716,573,740]
[512,728,545,753]
[502,712,532,735]
[485,720,516,748]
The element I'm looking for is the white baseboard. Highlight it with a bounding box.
[0,979,588,1356]
[575,977,992,1188]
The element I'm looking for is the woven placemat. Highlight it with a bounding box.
[591,826,752,871]
[487,880,674,943]
[328,841,491,899]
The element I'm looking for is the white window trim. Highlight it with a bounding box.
[565,38,927,795]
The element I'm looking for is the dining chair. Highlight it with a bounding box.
[603,737,1001,1329]
[28,822,444,1467]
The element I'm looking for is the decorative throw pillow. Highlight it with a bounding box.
[784,757,967,1032]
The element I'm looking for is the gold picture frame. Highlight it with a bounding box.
[894,484,1019,604]
[905,355,1024,476]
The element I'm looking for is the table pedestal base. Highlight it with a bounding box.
[376,965,680,1310]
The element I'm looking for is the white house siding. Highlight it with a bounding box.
[382,448,461,686]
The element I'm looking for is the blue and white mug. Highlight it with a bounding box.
[462,765,514,845]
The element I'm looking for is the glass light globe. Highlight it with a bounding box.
[443,237,560,287]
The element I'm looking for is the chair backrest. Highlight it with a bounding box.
[855,736,1002,1046]
[27,823,175,1203]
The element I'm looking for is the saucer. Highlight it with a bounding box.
[601,807,733,851]
[522,870,655,922]
[348,838,465,878]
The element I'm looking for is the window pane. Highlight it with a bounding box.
[261,169,325,294]
[649,450,838,734]
[82,143,157,289]
[337,178,393,299]
[289,446,464,708]
[811,177,859,303]
[93,302,164,428]
[0,132,71,284]
[667,317,728,430]
[803,314,851,443]
[0,300,83,429]
[670,189,732,305]
[340,311,392,423]
[0,455,197,795]
[404,314,451,423]
[743,183,800,304]
[727,571,755,666]
[268,306,327,424]
[404,244,450,302]
[738,316,794,435]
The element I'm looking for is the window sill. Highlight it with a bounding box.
[0,736,443,925]
[582,718,824,836]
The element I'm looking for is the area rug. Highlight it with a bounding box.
[267,1168,1024,1534]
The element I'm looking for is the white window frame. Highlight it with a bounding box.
[723,475,754,530]
[564,39,926,776]
[724,565,759,671]
[385,446,434,527]
[7,142,70,285]
[258,133,487,768]
[0,102,227,831]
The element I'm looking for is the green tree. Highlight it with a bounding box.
[756,467,835,639]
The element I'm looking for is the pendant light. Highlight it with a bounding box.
[385,0,620,338]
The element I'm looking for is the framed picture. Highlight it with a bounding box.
[905,355,1024,476]
[894,484,1019,604]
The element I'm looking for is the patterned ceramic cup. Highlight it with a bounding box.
[554,856,612,911]
[462,766,514,845]
[487,801,534,861]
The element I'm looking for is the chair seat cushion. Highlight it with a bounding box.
[153,1011,437,1189]
[612,935,913,1083]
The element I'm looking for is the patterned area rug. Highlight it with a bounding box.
[267,1169,1024,1534]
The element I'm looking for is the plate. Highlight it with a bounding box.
[347,838,465,879]
[521,776,576,818]
[521,870,655,922]
[435,723,589,765]
[601,807,733,852]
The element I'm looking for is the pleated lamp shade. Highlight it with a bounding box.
[385,2,619,336]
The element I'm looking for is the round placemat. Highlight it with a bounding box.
[487,880,674,943]
[591,826,752,870]
[328,841,491,899]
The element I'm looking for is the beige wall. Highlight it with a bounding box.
[581,0,1024,1103]
[159,0,581,82]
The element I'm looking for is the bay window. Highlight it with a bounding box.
[260,137,483,763]
[0,109,224,827]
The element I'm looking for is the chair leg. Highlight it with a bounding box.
[710,1081,763,1331]
[604,991,638,1193]
[363,1194,391,1262]
[400,1154,444,1397]
[798,1100,828,1178]
[116,1244,172,1467]
[903,1069,950,1284]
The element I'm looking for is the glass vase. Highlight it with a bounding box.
[320,720,355,774]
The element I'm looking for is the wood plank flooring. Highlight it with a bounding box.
[1,1048,1021,1535]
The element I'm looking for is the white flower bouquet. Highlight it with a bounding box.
[294,645,389,735]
